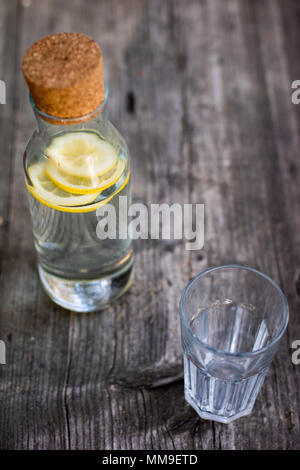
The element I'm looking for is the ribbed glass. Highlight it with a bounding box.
[180,265,289,423]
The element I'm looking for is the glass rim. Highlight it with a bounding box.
[29,81,109,124]
[179,264,289,358]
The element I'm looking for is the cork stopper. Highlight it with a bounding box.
[22,33,105,121]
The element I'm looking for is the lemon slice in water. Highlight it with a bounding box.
[27,162,98,209]
[27,161,130,213]
[46,131,118,178]
[46,158,126,194]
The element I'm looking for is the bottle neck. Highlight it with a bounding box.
[30,83,109,135]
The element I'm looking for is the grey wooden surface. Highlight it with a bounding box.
[0,0,299,450]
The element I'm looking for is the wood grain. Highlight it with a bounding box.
[0,0,299,449]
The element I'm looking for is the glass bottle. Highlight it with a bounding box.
[22,35,133,312]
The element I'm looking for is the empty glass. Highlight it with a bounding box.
[179,265,289,423]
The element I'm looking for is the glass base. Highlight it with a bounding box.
[185,389,253,424]
[38,262,133,313]
[183,354,267,424]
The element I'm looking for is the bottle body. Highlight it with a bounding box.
[27,184,132,280]
[24,102,133,312]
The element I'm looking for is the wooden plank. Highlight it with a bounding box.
[0,0,20,282]
[0,0,299,450]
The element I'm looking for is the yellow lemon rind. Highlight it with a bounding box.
[46,131,118,178]
[26,170,130,213]
[46,159,126,195]
[27,162,98,207]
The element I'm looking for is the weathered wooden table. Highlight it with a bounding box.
[0,0,299,450]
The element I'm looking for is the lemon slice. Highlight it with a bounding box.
[27,162,98,208]
[46,158,126,194]
[57,170,130,213]
[26,162,130,213]
[46,131,118,178]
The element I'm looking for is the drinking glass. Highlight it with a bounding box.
[179,265,289,423]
